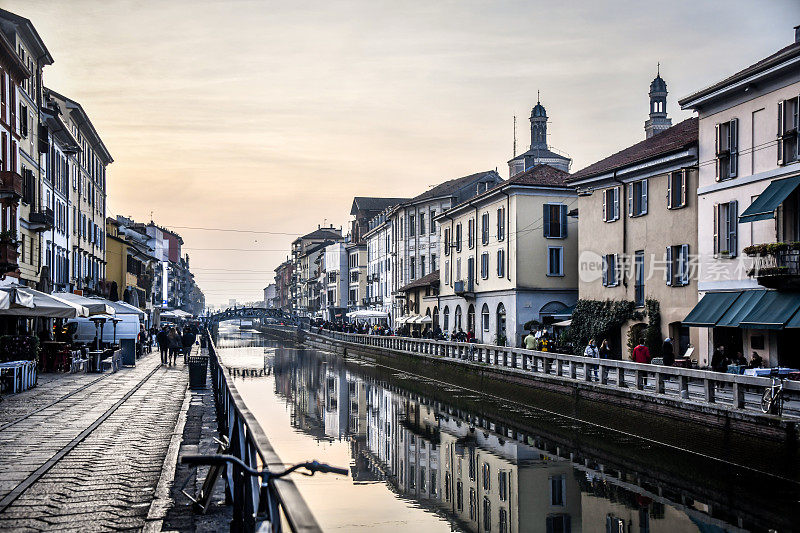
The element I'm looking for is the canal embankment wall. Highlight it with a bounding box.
[256,325,799,449]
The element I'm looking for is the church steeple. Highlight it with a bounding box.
[530,91,548,150]
[645,64,672,138]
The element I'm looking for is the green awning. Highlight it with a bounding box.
[717,289,768,327]
[786,308,800,328]
[740,291,800,329]
[739,176,800,223]
[683,291,742,327]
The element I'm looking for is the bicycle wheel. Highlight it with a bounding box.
[761,388,775,414]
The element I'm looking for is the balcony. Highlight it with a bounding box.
[0,170,23,199]
[29,208,55,232]
[745,243,800,289]
[453,279,474,297]
[0,241,19,273]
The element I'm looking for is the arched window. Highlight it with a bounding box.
[467,304,475,334]
[496,303,507,344]
[481,304,490,332]
[433,306,439,330]
[443,306,450,332]
[455,305,463,332]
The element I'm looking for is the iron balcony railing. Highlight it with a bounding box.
[205,331,323,532]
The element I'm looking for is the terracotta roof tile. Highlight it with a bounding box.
[398,270,440,293]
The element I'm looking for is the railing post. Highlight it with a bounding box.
[583,361,592,382]
[556,357,563,377]
[617,367,625,388]
[635,369,644,390]
[599,364,607,385]
[732,381,745,408]
[704,378,716,403]
[679,375,689,398]
[655,372,665,394]
[569,360,577,379]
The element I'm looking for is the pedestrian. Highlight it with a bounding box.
[599,339,612,360]
[662,337,675,366]
[168,327,182,365]
[156,326,169,365]
[710,345,727,372]
[584,338,600,380]
[182,326,196,362]
[632,339,651,364]
[524,330,536,350]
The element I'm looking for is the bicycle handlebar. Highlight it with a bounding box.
[180,454,348,479]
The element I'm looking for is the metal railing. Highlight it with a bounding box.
[206,331,322,532]
[309,329,800,418]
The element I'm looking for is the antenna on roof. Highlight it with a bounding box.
[513,115,517,157]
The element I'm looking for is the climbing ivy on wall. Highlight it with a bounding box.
[564,299,642,355]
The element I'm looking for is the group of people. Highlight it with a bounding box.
[155,325,197,365]
[710,346,763,372]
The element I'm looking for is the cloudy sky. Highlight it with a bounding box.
[6,0,798,304]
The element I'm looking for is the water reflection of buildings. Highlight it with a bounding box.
[270,351,752,533]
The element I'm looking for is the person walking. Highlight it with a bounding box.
[632,339,651,364]
[524,330,536,350]
[182,326,197,363]
[584,339,600,380]
[156,326,169,365]
[599,339,613,360]
[168,327,182,365]
[662,337,675,366]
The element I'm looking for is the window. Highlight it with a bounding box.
[497,207,505,241]
[482,463,491,490]
[627,179,648,216]
[409,215,415,237]
[443,307,450,331]
[419,213,425,235]
[544,204,567,238]
[778,97,799,165]
[481,252,489,279]
[456,480,463,511]
[469,488,476,520]
[483,497,492,532]
[667,169,688,209]
[456,258,462,281]
[548,247,563,276]
[409,257,416,280]
[546,514,571,533]
[431,253,436,271]
[481,212,489,244]
[468,218,475,248]
[481,304,489,331]
[455,223,462,252]
[715,119,739,180]
[713,201,738,257]
[444,260,450,284]
[430,210,436,233]
[550,475,565,506]
[498,470,508,501]
[420,256,426,277]
[499,509,508,533]
[19,103,27,137]
[444,228,451,255]
[497,249,505,277]
[603,187,620,222]
[667,244,690,287]
[602,254,619,287]
[634,250,645,307]
[419,466,426,491]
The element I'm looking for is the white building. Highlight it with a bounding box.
[679,28,800,367]
[364,206,394,317]
[323,242,348,320]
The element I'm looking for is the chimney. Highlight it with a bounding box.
[795,24,800,43]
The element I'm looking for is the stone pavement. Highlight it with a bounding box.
[0,349,189,532]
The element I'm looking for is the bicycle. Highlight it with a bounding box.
[760,369,786,415]
[179,453,348,529]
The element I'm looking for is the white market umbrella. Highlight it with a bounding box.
[53,292,115,316]
[109,300,146,319]
[0,286,88,318]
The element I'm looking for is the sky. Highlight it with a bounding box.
[5,0,798,305]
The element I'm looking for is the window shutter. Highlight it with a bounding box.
[778,101,785,166]
[796,97,800,160]
[560,204,567,238]
[729,118,738,178]
[602,191,607,222]
[666,246,673,286]
[641,179,648,214]
[602,255,608,286]
[614,187,620,220]
[681,244,689,285]
[612,254,619,286]
[681,169,688,207]
[728,200,738,257]
[715,123,721,180]
[713,203,719,255]
[666,173,673,209]
[627,183,633,216]
[543,204,550,238]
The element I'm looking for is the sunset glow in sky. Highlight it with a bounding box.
[7,0,798,304]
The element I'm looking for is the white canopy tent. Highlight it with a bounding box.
[0,286,88,318]
[347,310,389,320]
[53,292,115,316]
[107,300,146,320]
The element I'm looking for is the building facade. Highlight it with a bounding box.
[437,164,578,346]
[679,30,800,367]
[364,205,395,317]
[290,226,343,316]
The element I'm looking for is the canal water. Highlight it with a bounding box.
[216,324,799,532]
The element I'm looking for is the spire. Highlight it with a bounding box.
[530,93,547,149]
[645,66,671,139]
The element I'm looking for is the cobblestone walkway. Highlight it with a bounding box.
[0,350,189,532]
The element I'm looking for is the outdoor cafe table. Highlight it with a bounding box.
[0,360,37,393]
[88,350,104,373]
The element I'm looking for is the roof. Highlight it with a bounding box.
[509,146,570,164]
[441,164,572,217]
[45,87,113,164]
[350,197,408,215]
[679,41,800,107]
[0,8,53,65]
[408,170,499,204]
[398,270,440,293]
[567,117,698,182]
[296,227,342,242]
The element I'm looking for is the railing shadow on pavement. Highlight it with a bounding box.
[205,329,323,533]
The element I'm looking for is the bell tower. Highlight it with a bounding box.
[645,64,672,138]
[530,91,548,150]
